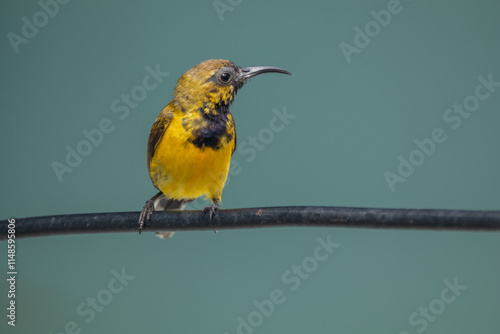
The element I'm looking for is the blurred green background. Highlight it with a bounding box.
[1,0,500,333]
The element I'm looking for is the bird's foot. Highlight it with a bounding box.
[202,203,220,220]
[139,199,155,234]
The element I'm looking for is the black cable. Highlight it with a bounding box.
[1,206,500,239]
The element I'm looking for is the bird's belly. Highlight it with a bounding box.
[149,127,234,201]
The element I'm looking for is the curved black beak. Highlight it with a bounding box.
[236,66,293,83]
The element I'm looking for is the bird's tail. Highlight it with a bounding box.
[154,195,190,239]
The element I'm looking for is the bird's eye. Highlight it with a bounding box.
[220,72,231,83]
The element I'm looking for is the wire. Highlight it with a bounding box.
[2,206,500,239]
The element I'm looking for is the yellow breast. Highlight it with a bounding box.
[149,114,235,201]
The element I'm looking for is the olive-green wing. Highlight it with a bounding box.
[146,108,173,174]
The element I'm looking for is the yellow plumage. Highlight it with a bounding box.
[149,107,235,201]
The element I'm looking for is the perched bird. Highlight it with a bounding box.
[139,59,292,237]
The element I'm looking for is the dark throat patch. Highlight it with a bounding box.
[185,101,234,150]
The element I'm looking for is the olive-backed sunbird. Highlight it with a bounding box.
[139,59,292,237]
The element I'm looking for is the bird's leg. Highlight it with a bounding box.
[139,191,163,234]
[202,199,220,220]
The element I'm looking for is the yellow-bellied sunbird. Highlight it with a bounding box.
[139,59,292,236]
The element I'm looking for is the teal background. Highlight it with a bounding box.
[1,0,500,333]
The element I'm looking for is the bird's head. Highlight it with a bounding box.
[172,59,292,115]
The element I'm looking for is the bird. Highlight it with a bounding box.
[138,59,292,237]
